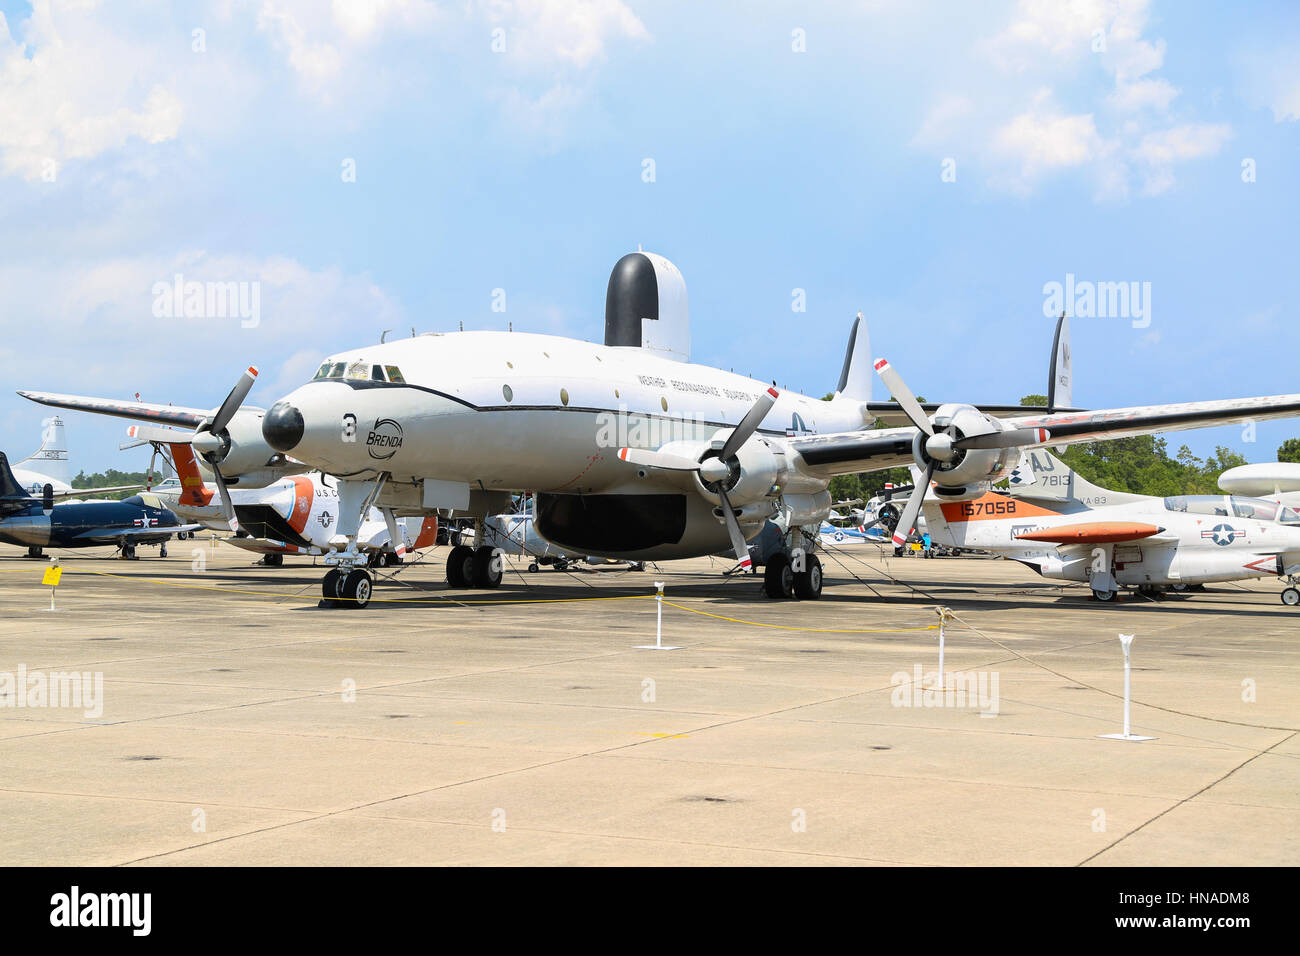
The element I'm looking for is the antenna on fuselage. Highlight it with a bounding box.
[380,329,392,343]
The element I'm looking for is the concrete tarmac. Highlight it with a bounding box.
[0,540,1295,866]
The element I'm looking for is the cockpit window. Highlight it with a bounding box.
[1164,495,1231,516]
[1233,498,1277,521]
[385,365,405,384]
[371,364,386,381]
[346,361,371,381]
[313,362,346,380]
[313,362,331,381]
[1281,507,1300,525]
[1166,494,1287,521]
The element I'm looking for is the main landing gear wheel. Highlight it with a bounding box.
[793,555,823,600]
[446,545,475,587]
[764,553,795,600]
[321,568,342,607]
[262,553,284,568]
[471,547,502,589]
[160,543,168,558]
[25,546,43,558]
[1281,587,1300,606]
[1091,587,1117,602]
[120,542,137,560]
[341,569,373,609]
[527,562,539,573]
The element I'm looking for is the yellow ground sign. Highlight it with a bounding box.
[41,567,63,587]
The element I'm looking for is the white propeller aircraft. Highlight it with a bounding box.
[21,251,1300,608]
[928,450,1300,604]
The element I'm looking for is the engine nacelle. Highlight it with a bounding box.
[693,434,781,507]
[918,404,1019,489]
[200,409,285,478]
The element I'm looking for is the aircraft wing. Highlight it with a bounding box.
[72,523,205,543]
[865,402,1086,425]
[52,485,142,500]
[16,390,213,428]
[791,393,1300,477]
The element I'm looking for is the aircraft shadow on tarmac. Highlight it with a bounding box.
[3,551,1289,619]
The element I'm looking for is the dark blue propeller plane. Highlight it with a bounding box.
[0,452,198,559]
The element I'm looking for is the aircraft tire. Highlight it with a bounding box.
[446,545,474,587]
[263,553,284,567]
[341,569,373,609]
[1091,587,1117,602]
[321,568,342,607]
[25,546,42,558]
[121,543,137,560]
[384,552,402,567]
[472,547,503,589]
[793,555,823,600]
[1281,587,1300,607]
[527,562,539,573]
[764,554,795,599]
[160,543,168,558]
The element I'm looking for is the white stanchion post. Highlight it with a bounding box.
[1098,633,1155,741]
[635,581,680,650]
[934,606,952,689]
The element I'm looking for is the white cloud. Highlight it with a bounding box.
[918,0,1230,199]
[0,251,405,399]
[482,0,649,69]
[0,1,183,180]
[1133,123,1233,166]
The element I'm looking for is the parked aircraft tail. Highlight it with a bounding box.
[833,311,872,402]
[0,451,41,515]
[16,416,70,486]
[169,443,215,507]
[1007,450,1145,509]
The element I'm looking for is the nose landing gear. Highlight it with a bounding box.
[322,567,373,609]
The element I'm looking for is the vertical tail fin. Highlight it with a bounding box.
[0,452,36,513]
[833,311,873,402]
[1047,313,1071,412]
[169,443,214,507]
[16,416,70,486]
[1008,450,1145,508]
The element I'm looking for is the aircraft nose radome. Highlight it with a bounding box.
[263,401,304,452]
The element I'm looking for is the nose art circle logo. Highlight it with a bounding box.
[366,418,404,460]
[1201,523,1244,547]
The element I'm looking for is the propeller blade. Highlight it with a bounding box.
[716,488,753,569]
[211,466,238,532]
[955,427,1051,450]
[617,447,701,471]
[210,366,259,435]
[891,461,935,547]
[720,387,779,460]
[381,508,407,558]
[872,358,932,435]
[146,446,158,491]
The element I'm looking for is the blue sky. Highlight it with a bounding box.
[1,0,1298,474]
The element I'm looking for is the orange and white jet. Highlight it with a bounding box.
[922,451,1300,604]
[148,441,437,566]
